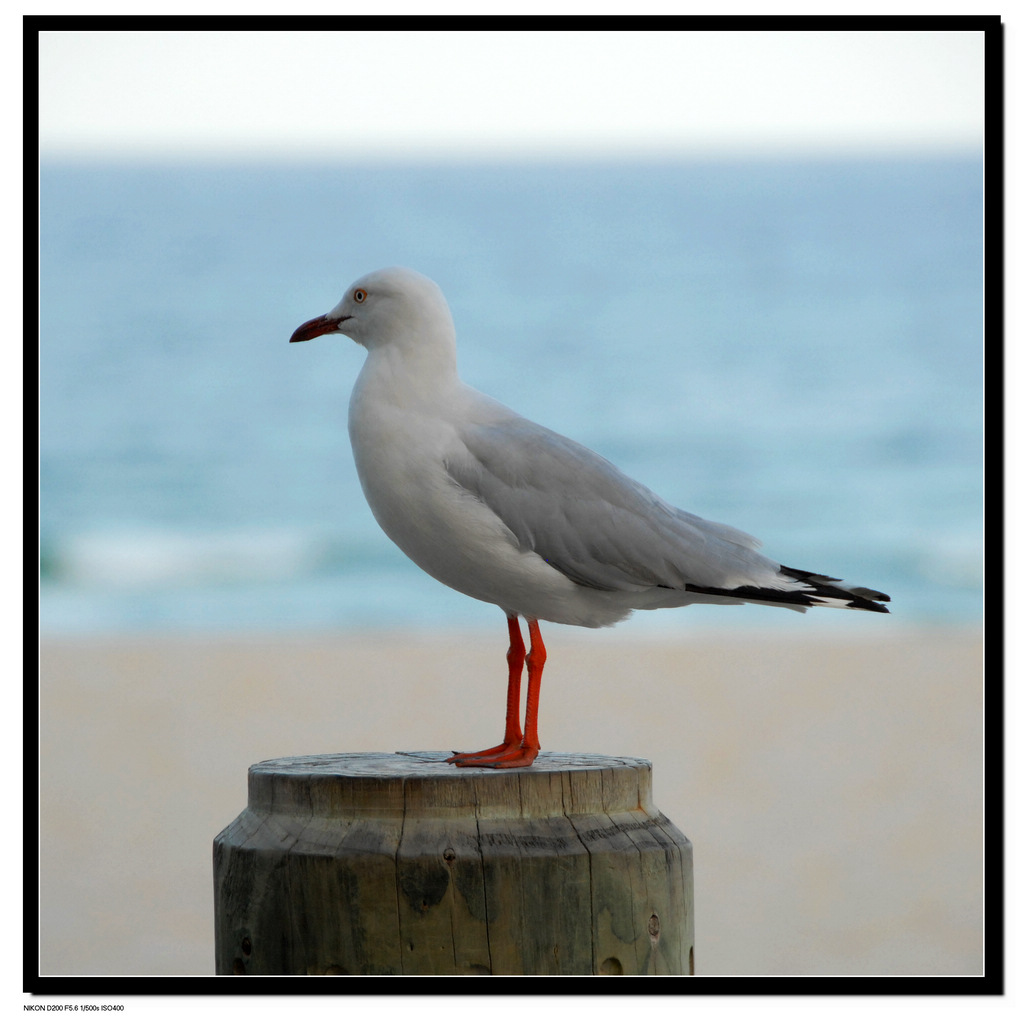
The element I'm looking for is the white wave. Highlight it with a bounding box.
[43,527,342,588]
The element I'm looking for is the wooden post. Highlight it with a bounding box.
[213,751,694,976]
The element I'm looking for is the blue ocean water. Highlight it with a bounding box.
[39,158,983,635]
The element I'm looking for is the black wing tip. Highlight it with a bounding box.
[842,596,891,613]
[779,565,891,612]
[685,566,892,613]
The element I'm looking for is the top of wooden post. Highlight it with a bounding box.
[246,751,657,821]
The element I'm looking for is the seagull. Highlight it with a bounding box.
[290,267,890,769]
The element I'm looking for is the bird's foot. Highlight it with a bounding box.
[447,742,539,769]
[445,742,508,763]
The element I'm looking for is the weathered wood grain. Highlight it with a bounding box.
[213,751,694,975]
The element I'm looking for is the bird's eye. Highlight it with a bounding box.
[353,288,367,303]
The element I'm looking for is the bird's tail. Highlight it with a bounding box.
[685,565,891,613]
[777,565,890,612]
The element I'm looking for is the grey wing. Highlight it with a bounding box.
[443,414,783,594]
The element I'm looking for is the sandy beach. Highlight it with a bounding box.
[37,626,983,977]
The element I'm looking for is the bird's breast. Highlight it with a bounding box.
[347,380,522,589]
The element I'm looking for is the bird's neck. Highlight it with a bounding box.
[355,335,461,414]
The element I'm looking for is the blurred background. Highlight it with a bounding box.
[36,27,987,980]
[38,28,983,636]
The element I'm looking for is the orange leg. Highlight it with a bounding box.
[447,616,524,762]
[449,617,545,769]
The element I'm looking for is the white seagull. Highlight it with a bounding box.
[290,267,890,769]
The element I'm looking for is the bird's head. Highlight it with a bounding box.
[289,267,456,357]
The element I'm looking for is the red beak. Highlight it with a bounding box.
[289,314,348,343]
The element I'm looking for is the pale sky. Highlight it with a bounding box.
[38,29,985,160]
